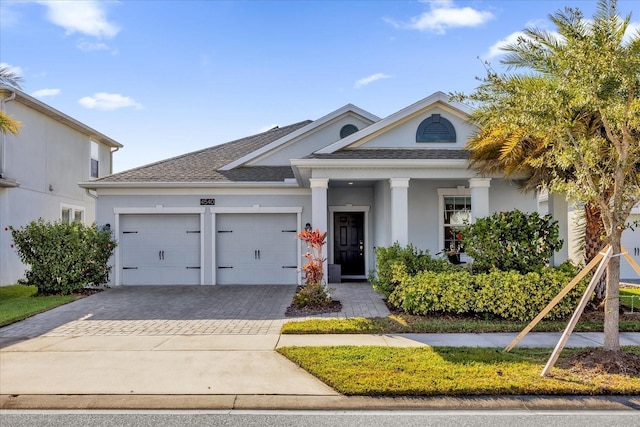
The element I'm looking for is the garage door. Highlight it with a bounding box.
[216,213,298,285]
[621,215,640,281]
[120,214,201,285]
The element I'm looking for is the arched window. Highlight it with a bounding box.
[340,124,358,138]
[416,114,456,143]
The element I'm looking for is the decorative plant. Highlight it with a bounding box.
[10,219,117,295]
[294,228,331,308]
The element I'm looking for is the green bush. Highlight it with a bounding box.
[388,263,587,321]
[388,264,476,315]
[369,243,456,297]
[10,219,117,295]
[459,210,563,274]
[292,281,332,308]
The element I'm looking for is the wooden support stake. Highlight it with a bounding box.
[621,245,640,277]
[540,245,613,377]
[504,246,609,352]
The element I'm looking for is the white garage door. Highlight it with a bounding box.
[216,213,298,285]
[120,214,201,285]
[621,215,640,281]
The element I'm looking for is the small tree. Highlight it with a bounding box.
[293,228,331,308]
[11,219,117,295]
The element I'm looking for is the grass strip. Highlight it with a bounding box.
[281,315,640,334]
[277,345,640,396]
[621,288,640,311]
[0,285,76,327]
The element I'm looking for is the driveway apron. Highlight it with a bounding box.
[0,283,388,396]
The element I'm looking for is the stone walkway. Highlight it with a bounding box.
[0,283,389,340]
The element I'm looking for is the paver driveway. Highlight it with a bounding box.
[0,283,389,344]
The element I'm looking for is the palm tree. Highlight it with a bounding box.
[0,65,23,135]
[466,98,610,303]
[458,0,640,351]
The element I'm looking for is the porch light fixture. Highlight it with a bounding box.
[305,223,312,232]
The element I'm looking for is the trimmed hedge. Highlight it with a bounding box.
[369,243,458,298]
[10,219,116,295]
[388,262,587,321]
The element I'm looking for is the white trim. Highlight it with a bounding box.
[209,206,304,285]
[220,104,380,171]
[437,188,471,255]
[60,203,86,224]
[113,206,206,286]
[328,205,371,279]
[94,187,310,196]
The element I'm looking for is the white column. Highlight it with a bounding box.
[309,178,329,282]
[469,177,491,220]
[549,192,569,266]
[390,178,410,246]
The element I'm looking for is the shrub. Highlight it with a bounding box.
[459,210,563,274]
[388,264,476,315]
[369,243,455,297]
[292,281,332,308]
[388,263,588,321]
[10,219,116,295]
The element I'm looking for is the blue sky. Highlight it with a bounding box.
[1,0,638,173]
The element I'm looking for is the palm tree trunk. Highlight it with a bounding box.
[584,201,607,303]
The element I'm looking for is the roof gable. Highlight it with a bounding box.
[219,104,379,170]
[316,92,472,154]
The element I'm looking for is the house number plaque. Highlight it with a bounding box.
[200,198,216,206]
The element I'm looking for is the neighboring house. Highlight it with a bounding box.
[0,85,123,286]
[80,91,640,286]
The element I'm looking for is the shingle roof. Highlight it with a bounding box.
[96,121,312,183]
[306,149,470,160]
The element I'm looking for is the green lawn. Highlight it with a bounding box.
[621,287,640,312]
[282,314,640,334]
[278,345,640,396]
[0,285,76,327]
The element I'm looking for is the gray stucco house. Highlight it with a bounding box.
[0,85,122,286]
[80,92,640,286]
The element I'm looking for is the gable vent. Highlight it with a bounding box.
[416,114,456,143]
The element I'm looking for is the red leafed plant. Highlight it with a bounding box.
[298,228,326,285]
[294,228,331,308]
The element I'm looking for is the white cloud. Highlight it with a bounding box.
[485,31,526,59]
[388,0,494,35]
[31,88,61,98]
[78,93,142,111]
[354,73,390,89]
[38,0,119,39]
[76,39,110,52]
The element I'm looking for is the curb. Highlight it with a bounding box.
[2,394,639,411]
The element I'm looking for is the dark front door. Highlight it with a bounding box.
[333,212,365,276]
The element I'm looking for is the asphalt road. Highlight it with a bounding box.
[1,410,639,427]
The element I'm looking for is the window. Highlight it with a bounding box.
[90,141,99,178]
[61,205,84,224]
[340,124,358,138]
[443,196,471,252]
[416,114,456,143]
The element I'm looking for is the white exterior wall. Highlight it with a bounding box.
[0,100,114,285]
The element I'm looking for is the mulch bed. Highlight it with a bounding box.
[559,348,640,376]
[285,300,342,317]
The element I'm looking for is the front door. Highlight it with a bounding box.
[333,212,365,277]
